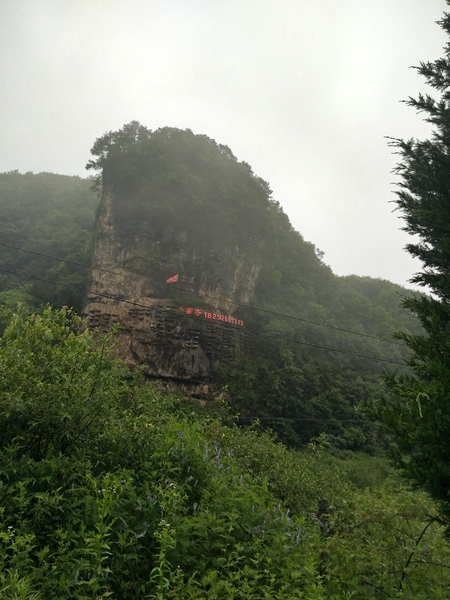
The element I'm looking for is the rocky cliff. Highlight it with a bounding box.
[83,182,262,395]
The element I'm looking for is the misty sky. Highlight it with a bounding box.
[0,0,448,290]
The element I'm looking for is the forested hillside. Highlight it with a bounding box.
[85,122,422,450]
[0,143,421,451]
[0,171,96,312]
[0,306,449,599]
[0,132,446,600]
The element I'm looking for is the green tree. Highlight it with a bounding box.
[1,306,450,598]
[365,3,450,524]
[0,171,97,312]
[86,122,420,451]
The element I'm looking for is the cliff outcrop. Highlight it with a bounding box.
[83,125,267,394]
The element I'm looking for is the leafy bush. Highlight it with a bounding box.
[1,306,449,598]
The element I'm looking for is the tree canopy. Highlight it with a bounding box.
[85,122,423,450]
[1,306,449,599]
[365,2,450,526]
[0,171,97,312]
[87,123,273,247]
[0,128,423,451]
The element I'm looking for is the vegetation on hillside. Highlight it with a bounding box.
[3,4,450,596]
[0,158,423,454]
[1,306,449,599]
[85,123,422,451]
[364,3,450,529]
[0,170,96,313]
[87,122,273,248]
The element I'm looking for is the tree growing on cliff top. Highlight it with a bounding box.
[86,122,274,246]
[85,122,420,451]
[366,3,450,524]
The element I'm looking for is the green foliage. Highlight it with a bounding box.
[87,122,272,248]
[86,121,422,451]
[321,483,450,598]
[235,264,423,449]
[363,3,450,527]
[0,306,128,461]
[0,129,423,453]
[0,170,97,312]
[0,306,450,598]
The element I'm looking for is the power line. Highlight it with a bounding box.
[0,266,175,314]
[0,241,403,346]
[167,284,402,346]
[236,417,371,423]
[243,323,405,365]
[0,242,122,278]
[0,266,406,366]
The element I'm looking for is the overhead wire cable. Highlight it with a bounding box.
[0,266,174,313]
[235,417,371,423]
[0,242,123,278]
[0,241,403,346]
[237,320,405,365]
[0,266,406,366]
[166,283,403,345]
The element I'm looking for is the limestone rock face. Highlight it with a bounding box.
[83,186,260,394]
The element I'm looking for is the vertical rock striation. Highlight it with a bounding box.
[83,183,263,395]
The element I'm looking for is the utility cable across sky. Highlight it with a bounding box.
[0,265,406,366]
[0,241,404,346]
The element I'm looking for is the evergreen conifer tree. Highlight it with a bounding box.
[369,3,450,522]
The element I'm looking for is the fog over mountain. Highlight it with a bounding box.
[0,0,447,289]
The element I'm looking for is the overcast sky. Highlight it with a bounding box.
[0,0,448,290]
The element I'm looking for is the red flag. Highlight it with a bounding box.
[166,273,179,284]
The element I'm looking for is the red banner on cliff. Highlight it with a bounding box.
[166,273,179,284]
[177,306,244,327]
